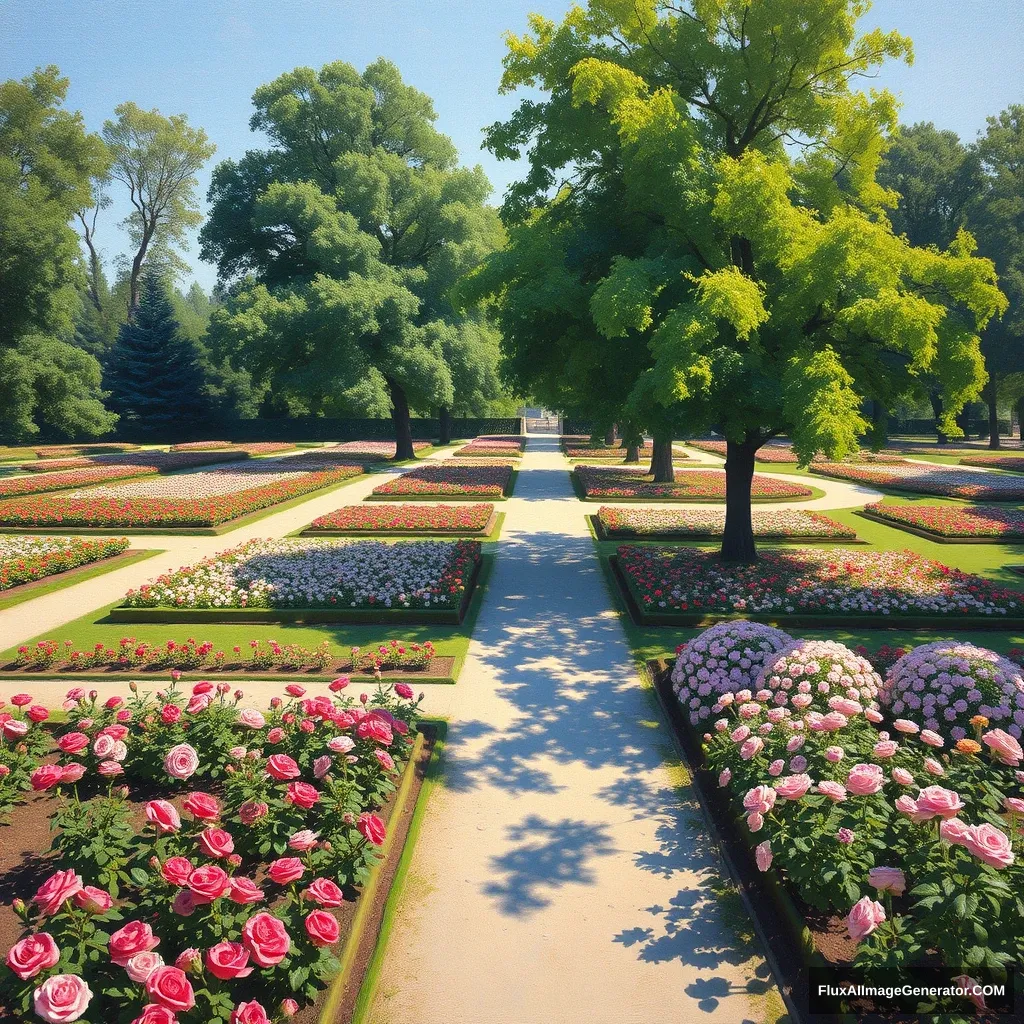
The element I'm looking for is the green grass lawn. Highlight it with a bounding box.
[595,504,1024,667]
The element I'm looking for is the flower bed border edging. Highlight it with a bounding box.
[607,554,1024,630]
[856,508,1024,544]
[106,551,487,625]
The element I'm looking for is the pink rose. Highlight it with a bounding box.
[96,760,123,777]
[92,734,115,758]
[59,763,86,784]
[868,866,906,896]
[357,812,386,846]
[891,767,914,786]
[231,1001,272,1024]
[920,729,944,748]
[266,753,301,780]
[304,909,340,946]
[199,827,235,859]
[288,829,319,851]
[206,940,253,980]
[817,781,846,802]
[963,823,1014,869]
[953,975,987,1011]
[34,869,83,915]
[739,736,764,760]
[164,743,199,780]
[357,717,393,745]
[6,932,59,980]
[145,800,181,833]
[267,727,285,744]
[895,794,931,824]
[285,781,320,809]
[306,877,344,908]
[161,856,193,886]
[940,818,972,846]
[983,729,1023,766]
[824,746,844,763]
[915,786,965,820]
[746,812,764,832]
[145,966,195,1013]
[175,948,201,973]
[872,740,898,759]
[242,912,291,967]
[126,951,165,983]
[72,886,112,914]
[742,785,777,815]
[845,763,884,797]
[10,693,32,706]
[924,757,944,777]
[238,708,265,728]
[847,896,886,942]
[717,769,731,788]
[774,774,812,801]
[238,800,268,825]
[32,974,92,1023]
[228,876,265,904]
[172,890,197,917]
[109,920,160,967]
[183,791,220,820]
[130,1003,177,1024]
[268,857,304,885]
[31,765,65,791]
[1004,797,1024,815]
[893,719,919,734]
[57,732,89,754]
[755,840,772,872]
[187,864,230,903]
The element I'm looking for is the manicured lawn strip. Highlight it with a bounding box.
[349,720,448,1024]
[0,554,498,683]
[0,548,161,612]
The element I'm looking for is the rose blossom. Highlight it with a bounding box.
[34,869,83,915]
[873,740,899,759]
[242,913,291,967]
[914,786,965,820]
[239,800,268,825]
[164,743,199,780]
[868,866,906,896]
[305,909,340,946]
[845,763,885,796]
[824,746,844,763]
[205,941,253,980]
[285,781,319,809]
[288,829,319,851]
[358,812,386,845]
[187,864,231,903]
[963,823,1014,869]
[59,763,86,784]
[755,840,772,872]
[847,897,886,942]
[983,729,1023,766]
[57,732,89,754]
[774,774,812,801]
[231,1002,272,1024]
[5,933,59,980]
[32,974,92,1023]
[717,769,731,788]
[183,791,220,820]
[268,857,304,885]
[199,827,235,859]
[940,818,972,846]
[73,886,112,914]
[817,781,846,802]
[161,856,193,886]
[739,736,764,760]
[306,877,344,907]
[109,920,160,967]
[238,708,265,729]
[145,799,181,833]
[266,753,301,780]
[97,760,123,777]
[891,767,914,786]
[836,828,855,844]
[742,786,777,816]
[145,966,195,1013]
[126,952,165,983]
[31,765,64,791]
[328,735,355,754]
[228,876,265,904]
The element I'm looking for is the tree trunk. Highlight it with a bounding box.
[986,377,1000,450]
[721,436,759,563]
[387,378,415,461]
[929,393,948,445]
[648,432,674,482]
[624,442,640,463]
[604,425,616,446]
[438,406,452,447]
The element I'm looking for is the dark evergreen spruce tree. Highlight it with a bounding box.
[105,274,208,431]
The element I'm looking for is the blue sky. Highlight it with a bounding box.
[3,0,1022,291]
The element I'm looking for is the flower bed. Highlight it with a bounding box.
[169,441,233,451]
[595,507,855,540]
[561,436,656,460]
[370,461,514,499]
[306,503,495,535]
[660,629,1024,1014]
[0,468,362,531]
[614,545,1024,624]
[69,466,309,500]
[35,444,141,459]
[454,436,525,458]
[334,441,431,460]
[119,538,481,617]
[8,636,445,679]
[0,537,129,591]
[813,463,1024,500]
[960,454,1024,472]
[0,678,424,1023]
[862,503,1024,540]
[688,440,799,462]
[575,466,813,501]
[18,449,275,475]
[0,466,157,498]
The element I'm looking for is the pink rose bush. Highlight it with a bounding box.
[0,676,421,1022]
[697,621,1024,1001]
[0,690,54,819]
[671,621,793,725]
[881,642,1024,743]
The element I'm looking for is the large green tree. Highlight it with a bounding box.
[0,66,116,440]
[201,60,504,457]
[468,0,1005,561]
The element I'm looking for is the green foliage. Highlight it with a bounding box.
[202,60,505,423]
[0,66,115,441]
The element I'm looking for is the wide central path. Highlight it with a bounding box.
[368,435,775,1024]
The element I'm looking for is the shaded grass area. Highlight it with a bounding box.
[593,504,1024,666]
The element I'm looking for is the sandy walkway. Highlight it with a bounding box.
[365,435,777,1024]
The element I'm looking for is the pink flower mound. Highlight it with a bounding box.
[671,620,793,725]
[755,640,881,720]
[882,642,1024,743]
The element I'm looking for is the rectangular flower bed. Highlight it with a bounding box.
[112,538,483,624]
[812,462,1024,500]
[960,454,1024,473]
[574,466,813,501]
[0,465,159,498]
[454,436,525,458]
[169,440,233,451]
[34,443,141,459]
[594,507,856,540]
[5,635,456,682]
[0,536,130,591]
[650,657,1023,1019]
[612,544,1024,627]
[561,435,657,460]
[860,503,1024,542]
[334,441,432,459]
[0,679,434,1024]
[370,461,514,499]
[304,503,497,536]
[18,448,277,475]
[0,467,363,532]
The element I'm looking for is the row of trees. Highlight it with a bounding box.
[459,0,1021,561]
[0,62,515,454]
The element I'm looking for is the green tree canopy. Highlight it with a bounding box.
[467,0,1006,560]
[201,59,505,456]
[0,65,115,440]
